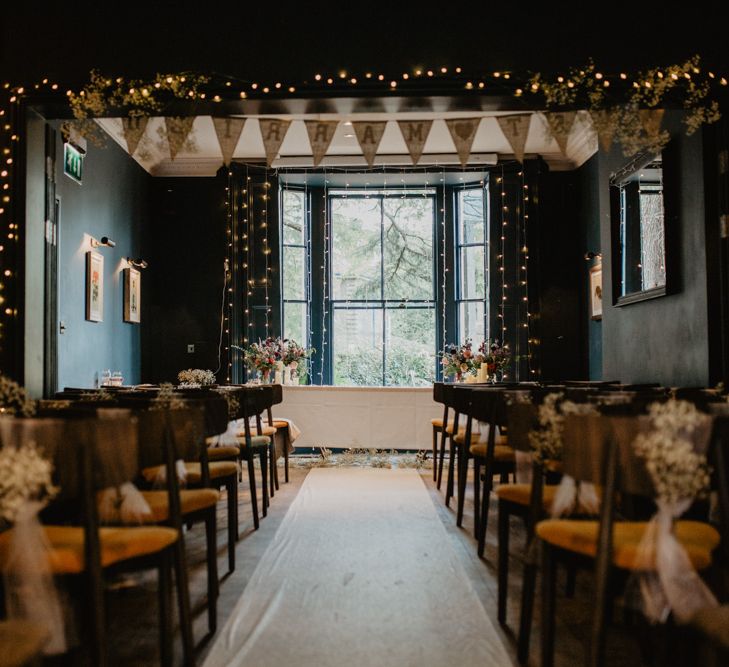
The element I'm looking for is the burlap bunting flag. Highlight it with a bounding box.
[121,116,149,156]
[445,118,481,168]
[542,111,577,156]
[590,109,620,153]
[397,120,433,165]
[497,114,532,163]
[164,117,195,160]
[352,121,387,167]
[212,117,246,167]
[304,120,340,167]
[258,118,292,167]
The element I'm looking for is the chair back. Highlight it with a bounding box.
[505,402,538,453]
[433,382,445,405]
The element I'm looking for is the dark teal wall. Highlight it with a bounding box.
[55,130,149,389]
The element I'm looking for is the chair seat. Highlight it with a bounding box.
[237,434,271,448]
[690,604,729,652]
[431,418,456,430]
[0,525,178,575]
[207,445,240,461]
[0,620,49,667]
[238,425,276,437]
[141,461,239,485]
[141,489,220,522]
[536,519,720,571]
[271,420,288,429]
[469,443,515,463]
[497,483,559,508]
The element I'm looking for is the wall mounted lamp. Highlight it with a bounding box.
[90,236,116,248]
[126,257,148,269]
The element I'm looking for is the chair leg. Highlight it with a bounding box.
[477,468,493,557]
[259,449,268,516]
[246,455,260,530]
[518,556,538,664]
[432,427,438,481]
[284,446,289,483]
[205,511,219,633]
[497,500,509,625]
[540,542,557,667]
[456,445,469,527]
[158,549,173,666]
[226,478,237,572]
[445,437,456,508]
[473,458,481,538]
[437,430,447,490]
[172,538,195,667]
[270,441,279,493]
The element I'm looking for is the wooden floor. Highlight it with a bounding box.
[71,460,659,666]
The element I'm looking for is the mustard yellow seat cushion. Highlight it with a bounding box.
[497,483,559,508]
[271,420,289,429]
[141,489,220,522]
[184,461,238,484]
[0,620,49,667]
[207,445,240,461]
[238,425,276,437]
[536,519,720,571]
[237,434,271,448]
[469,443,515,463]
[431,418,456,430]
[0,525,178,575]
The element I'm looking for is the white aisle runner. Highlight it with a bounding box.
[203,468,513,667]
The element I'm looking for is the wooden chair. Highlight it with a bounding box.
[0,414,190,667]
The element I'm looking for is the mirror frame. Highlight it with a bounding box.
[609,142,677,306]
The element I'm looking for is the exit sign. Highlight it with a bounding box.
[63,142,84,184]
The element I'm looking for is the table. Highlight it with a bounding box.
[276,385,441,451]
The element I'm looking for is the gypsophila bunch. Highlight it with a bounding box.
[529,393,597,465]
[0,444,59,523]
[215,388,240,420]
[0,374,36,417]
[633,400,712,505]
[177,369,216,387]
[150,383,187,411]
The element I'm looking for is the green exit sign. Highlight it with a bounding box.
[63,142,84,184]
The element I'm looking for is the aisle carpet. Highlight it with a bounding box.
[203,468,513,667]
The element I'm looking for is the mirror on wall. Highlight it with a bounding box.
[610,152,667,304]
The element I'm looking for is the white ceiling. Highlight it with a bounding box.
[97,111,597,176]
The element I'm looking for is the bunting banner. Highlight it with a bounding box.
[397,120,433,165]
[590,109,619,153]
[352,121,387,167]
[445,118,482,168]
[121,116,149,156]
[304,120,339,167]
[258,118,292,167]
[542,111,577,156]
[496,114,532,163]
[639,108,665,139]
[164,116,195,160]
[212,117,246,166]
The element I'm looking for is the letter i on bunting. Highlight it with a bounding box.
[164,117,195,160]
[121,116,149,156]
[212,117,246,167]
[258,118,292,167]
[352,121,387,167]
[304,120,339,167]
[497,114,532,163]
[445,118,482,168]
[397,120,433,165]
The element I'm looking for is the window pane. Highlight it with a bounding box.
[283,246,305,300]
[459,301,485,342]
[333,308,383,386]
[459,189,485,244]
[383,197,434,300]
[331,198,382,301]
[385,308,436,386]
[283,302,307,347]
[459,246,485,299]
[639,191,666,290]
[282,190,305,245]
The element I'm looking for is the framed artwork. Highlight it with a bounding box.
[589,264,603,320]
[85,250,104,322]
[123,267,141,323]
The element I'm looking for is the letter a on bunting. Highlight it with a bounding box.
[304,120,339,167]
[352,121,387,167]
[258,118,292,167]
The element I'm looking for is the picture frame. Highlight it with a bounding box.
[589,264,603,320]
[123,267,141,323]
[85,250,104,322]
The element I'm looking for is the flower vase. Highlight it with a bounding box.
[455,372,463,383]
[262,369,271,384]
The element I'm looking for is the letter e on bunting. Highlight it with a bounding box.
[164,117,195,160]
[258,118,292,167]
[352,121,387,167]
[212,117,246,167]
[122,116,149,156]
[497,114,532,164]
[304,120,339,167]
[445,118,481,168]
[542,111,576,156]
[397,120,433,165]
